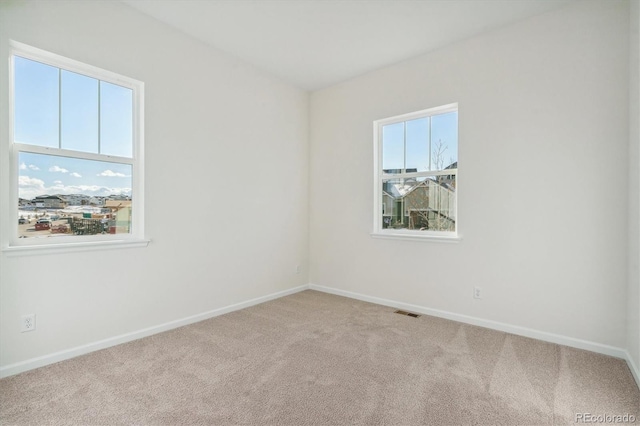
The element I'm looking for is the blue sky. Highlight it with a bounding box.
[18,152,132,200]
[382,111,458,172]
[14,55,133,200]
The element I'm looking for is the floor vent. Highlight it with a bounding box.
[394,310,420,318]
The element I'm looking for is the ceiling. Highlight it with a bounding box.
[121,0,575,91]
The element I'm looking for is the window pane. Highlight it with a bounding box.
[100,81,133,157]
[405,117,429,172]
[382,175,456,231]
[382,122,404,172]
[431,111,458,171]
[382,177,411,229]
[14,56,59,148]
[61,70,99,153]
[18,152,132,238]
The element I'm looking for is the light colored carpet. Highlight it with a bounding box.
[1,290,638,425]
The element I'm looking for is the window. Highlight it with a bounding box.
[373,104,458,239]
[6,41,145,250]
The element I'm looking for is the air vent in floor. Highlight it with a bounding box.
[394,310,420,318]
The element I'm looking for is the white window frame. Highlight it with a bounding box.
[2,41,148,254]
[372,103,460,242]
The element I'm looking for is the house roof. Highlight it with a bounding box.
[104,200,132,209]
[34,195,65,201]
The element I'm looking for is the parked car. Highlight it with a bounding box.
[18,217,27,224]
[35,218,51,231]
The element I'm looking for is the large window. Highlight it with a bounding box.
[373,104,458,239]
[7,41,145,249]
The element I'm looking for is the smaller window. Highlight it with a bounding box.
[373,104,458,239]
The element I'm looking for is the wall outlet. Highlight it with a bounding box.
[21,314,36,332]
[473,287,482,299]
[295,264,301,275]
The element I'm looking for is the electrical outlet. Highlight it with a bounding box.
[21,314,36,332]
[295,265,301,274]
[473,287,482,299]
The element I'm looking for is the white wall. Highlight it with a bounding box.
[629,0,640,378]
[0,1,309,370]
[310,0,630,349]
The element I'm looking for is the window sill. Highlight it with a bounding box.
[2,238,151,256]
[370,232,461,243]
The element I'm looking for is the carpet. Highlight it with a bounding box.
[1,290,638,425]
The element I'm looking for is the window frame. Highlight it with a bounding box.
[372,103,460,242]
[3,41,147,254]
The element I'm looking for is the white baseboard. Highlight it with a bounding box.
[4,283,639,392]
[309,284,629,360]
[0,285,309,379]
[310,283,640,390]
[624,350,640,390]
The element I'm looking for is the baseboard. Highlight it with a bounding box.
[624,350,640,390]
[309,283,628,360]
[4,283,637,390]
[0,284,309,378]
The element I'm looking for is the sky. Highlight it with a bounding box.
[382,111,458,172]
[18,152,132,200]
[14,55,133,200]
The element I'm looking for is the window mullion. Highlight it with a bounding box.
[58,68,62,149]
[403,121,407,173]
[428,116,432,172]
[98,80,101,154]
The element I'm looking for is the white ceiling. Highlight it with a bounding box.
[122,0,575,91]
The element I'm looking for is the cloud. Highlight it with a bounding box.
[19,175,46,189]
[19,176,132,200]
[19,163,40,171]
[98,170,129,177]
[49,166,69,173]
[70,172,82,178]
[71,185,132,195]
[18,176,46,199]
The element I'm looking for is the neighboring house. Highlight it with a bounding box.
[403,179,455,231]
[104,200,132,234]
[87,197,104,206]
[381,164,456,231]
[32,195,67,209]
[381,179,413,229]
[381,191,395,228]
[62,194,108,206]
[61,194,84,206]
[18,198,32,207]
[105,194,131,201]
[104,200,132,210]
